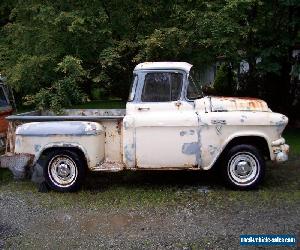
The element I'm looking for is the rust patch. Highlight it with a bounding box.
[210,96,269,112]
[175,101,181,110]
[215,96,261,100]
[116,120,122,135]
[248,100,263,110]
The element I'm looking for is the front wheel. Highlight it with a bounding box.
[43,149,86,192]
[222,144,265,190]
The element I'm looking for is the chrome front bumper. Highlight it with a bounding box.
[271,138,289,163]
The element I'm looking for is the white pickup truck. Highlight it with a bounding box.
[0,62,289,191]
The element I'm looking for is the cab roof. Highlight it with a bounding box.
[134,62,193,73]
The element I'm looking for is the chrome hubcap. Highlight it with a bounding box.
[57,163,71,178]
[235,161,252,177]
[228,152,259,186]
[48,155,78,187]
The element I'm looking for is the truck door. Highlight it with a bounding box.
[126,70,200,169]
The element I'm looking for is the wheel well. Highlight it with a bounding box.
[219,136,270,162]
[39,147,88,168]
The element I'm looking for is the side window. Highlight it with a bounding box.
[141,72,183,102]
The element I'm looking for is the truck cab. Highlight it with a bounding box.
[124,62,201,169]
[1,62,289,191]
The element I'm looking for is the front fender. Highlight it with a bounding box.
[200,130,272,170]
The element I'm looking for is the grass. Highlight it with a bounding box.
[0,165,299,211]
[283,127,300,155]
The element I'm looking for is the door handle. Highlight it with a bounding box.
[137,107,150,111]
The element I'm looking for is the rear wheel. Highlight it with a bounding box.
[222,144,265,190]
[43,149,85,192]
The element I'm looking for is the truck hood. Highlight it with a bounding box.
[204,96,270,112]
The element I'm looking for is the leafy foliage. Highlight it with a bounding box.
[24,56,87,113]
[213,64,237,96]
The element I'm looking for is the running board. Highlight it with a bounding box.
[92,161,125,172]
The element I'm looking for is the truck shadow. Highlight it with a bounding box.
[82,158,300,193]
[83,169,224,192]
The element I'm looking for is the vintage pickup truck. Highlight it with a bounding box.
[0,62,289,191]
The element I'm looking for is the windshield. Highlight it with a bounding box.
[187,68,203,100]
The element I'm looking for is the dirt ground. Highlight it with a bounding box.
[0,157,299,249]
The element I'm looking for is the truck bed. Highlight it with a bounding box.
[5,109,126,158]
[7,109,126,122]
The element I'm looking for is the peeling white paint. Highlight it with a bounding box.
[15,122,105,170]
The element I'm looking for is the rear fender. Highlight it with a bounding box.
[33,142,90,167]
